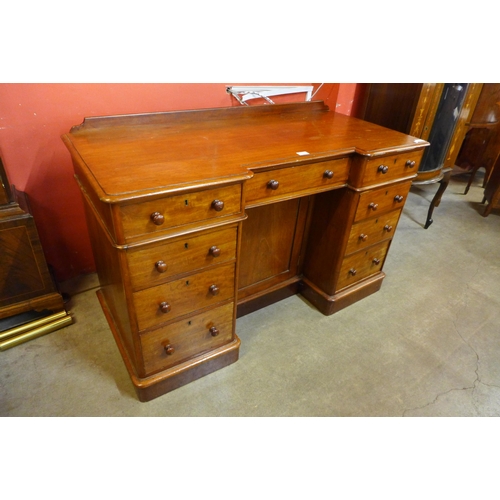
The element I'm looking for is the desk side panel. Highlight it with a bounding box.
[81,194,139,370]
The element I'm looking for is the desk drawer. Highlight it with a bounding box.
[245,158,349,205]
[337,240,390,291]
[359,150,423,186]
[345,209,401,255]
[120,184,242,239]
[354,181,412,223]
[133,262,236,330]
[140,301,234,375]
[127,226,238,291]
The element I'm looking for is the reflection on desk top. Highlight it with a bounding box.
[62,101,428,201]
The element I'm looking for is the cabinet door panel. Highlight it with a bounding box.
[238,198,309,298]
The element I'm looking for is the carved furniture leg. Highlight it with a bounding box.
[425,169,452,229]
[464,164,481,194]
[483,200,494,217]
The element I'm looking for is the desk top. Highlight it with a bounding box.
[62,101,427,202]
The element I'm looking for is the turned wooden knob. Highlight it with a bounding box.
[359,234,368,241]
[159,301,171,313]
[378,165,389,174]
[209,245,221,257]
[323,170,334,179]
[368,202,378,211]
[349,268,357,276]
[406,160,416,168]
[211,200,224,211]
[209,284,220,296]
[164,344,175,355]
[373,258,381,265]
[155,260,168,273]
[150,211,165,225]
[384,224,393,232]
[394,195,404,202]
[209,326,219,337]
[267,180,279,190]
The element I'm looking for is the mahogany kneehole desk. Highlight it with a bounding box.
[62,101,428,402]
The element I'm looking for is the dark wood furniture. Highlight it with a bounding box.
[456,84,500,194]
[357,83,483,228]
[0,156,72,350]
[62,101,428,401]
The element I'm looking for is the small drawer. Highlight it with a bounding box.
[133,262,236,330]
[120,184,242,239]
[345,209,401,255]
[245,158,349,206]
[140,302,234,375]
[336,240,390,291]
[351,150,423,188]
[354,181,412,223]
[127,226,238,291]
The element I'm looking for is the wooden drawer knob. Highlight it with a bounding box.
[209,284,220,296]
[368,202,378,211]
[209,326,219,337]
[209,245,221,257]
[394,195,404,202]
[349,268,357,276]
[159,301,171,313]
[384,224,393,232]
[406,160,416,168]
[267,180,279,190]
[150,211,165,225]
[323,170,334,179]
[373,258,381,265]
[164,344,175,355]
[378,165,389,174]
[211,200,224,211]
[359,234,368,241]
[155,260,168,273]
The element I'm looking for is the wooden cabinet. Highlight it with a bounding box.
[0,156,71,350]
[456,84,500,194]
[62,101,428,401]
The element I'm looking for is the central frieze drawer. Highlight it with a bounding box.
[140,302,234,376]
[120,184,242,239]
[127,226,238,291]
[133,262,236,331]
[245,158,349,205]
[336,240,390,291]
[354,181,412,223]
[345,209,401,255]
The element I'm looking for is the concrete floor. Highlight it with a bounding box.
[1,171,499,417]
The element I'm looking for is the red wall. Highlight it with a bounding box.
[0,83,354,281]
